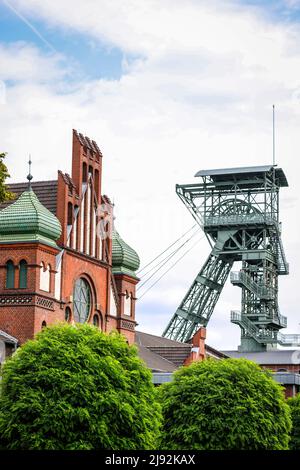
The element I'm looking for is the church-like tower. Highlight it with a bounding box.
[0,130,140,360]
[111,230,140,344]
[0,186,62,344]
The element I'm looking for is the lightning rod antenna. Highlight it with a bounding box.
[27,155,33,190]
[272,104,276,166]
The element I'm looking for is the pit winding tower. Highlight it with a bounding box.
[163,165,300,351]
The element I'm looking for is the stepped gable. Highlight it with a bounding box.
[73,129,102,156]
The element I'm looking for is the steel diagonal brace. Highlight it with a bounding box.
[163,241,234,342]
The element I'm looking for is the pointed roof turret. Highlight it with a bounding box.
[112,230,140,278]
[0,189,62,248]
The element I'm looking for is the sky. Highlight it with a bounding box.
[0,0,300,350]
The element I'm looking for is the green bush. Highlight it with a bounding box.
[0,324,161,450]
[287,393,300,450]
[159,358,291,450]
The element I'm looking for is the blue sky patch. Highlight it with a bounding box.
[0,2,129,81]
[234,0,300,22]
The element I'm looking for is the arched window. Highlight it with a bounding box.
[88,165,93,178]
[47,264,51,291]
[93,314,99,327]
[110,286,117,317]
[6,260,15,288]
[19,260,28,289]
[124,291,131,316]
[73,278,92,323]
[65,307,71,322]
[277,368,288,372]
[40,262,50,292]
[41,321,47,328]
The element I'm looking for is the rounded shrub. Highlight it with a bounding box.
[0,324,161,450]
[159,358,291,450]
[287,394,300,450]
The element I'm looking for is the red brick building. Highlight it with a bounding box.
[0,130,140,361]
[223,350,300,398]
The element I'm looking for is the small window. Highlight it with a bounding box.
[19,260,28,289]
[6,260,15,288]
[47,264,51,291]
[82,162,87,183]
[41,321,47,328]
[93,314,99,327]
[95,169,99,199]
[124,291,131,316]
[40,262,50,292]
[67,202,73,225]
[65,307,71,322]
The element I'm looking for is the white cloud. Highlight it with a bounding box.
[1,0,300,349]
[0,42,67,82]
[284,0,300,7]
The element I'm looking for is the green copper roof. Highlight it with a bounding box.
[0,189,62,248]
[112,230,140,279]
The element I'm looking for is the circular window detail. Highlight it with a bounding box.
[73,278,91,323]
[93,314,99,327]
[65,307,71,322]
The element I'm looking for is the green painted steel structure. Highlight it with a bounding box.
[163,165,300,351]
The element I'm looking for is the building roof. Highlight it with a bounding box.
[136,330,227,371]
[136,330,192,349]
[195,165,288,187]
[112,230,140,278]
[136,331,191,368]
[0,329,18,344]
[0,180,58,215]
[0,189,62,247]
[137,344,177,372]
[206,344,228,359]
[274,373,300,386]
[223,349,300,365]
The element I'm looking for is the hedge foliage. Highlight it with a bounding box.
[0,324,161,450]
[158,358,291,450]
[287,393,300,450]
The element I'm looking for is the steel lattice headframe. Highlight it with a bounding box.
[163,165,300,351]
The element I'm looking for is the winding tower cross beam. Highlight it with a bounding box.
[163,165,300,351]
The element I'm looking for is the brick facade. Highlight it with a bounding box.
[261,364,300,374]
[261,364,300,398]
[0,130,139,348]
[184,327,206,366]
[113,273,139,345]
